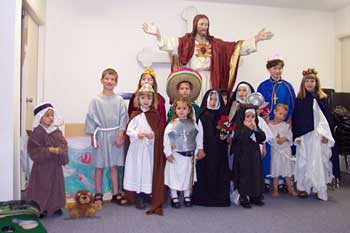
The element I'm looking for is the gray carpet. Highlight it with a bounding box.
[42,175,350,233]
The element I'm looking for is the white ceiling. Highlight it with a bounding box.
[192,0,350,11]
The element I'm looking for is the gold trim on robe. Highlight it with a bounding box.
[228,40,244,92]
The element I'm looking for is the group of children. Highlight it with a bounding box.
[26,55,338,217]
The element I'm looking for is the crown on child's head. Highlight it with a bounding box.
[302,68,318,78]
[142,67,156,78]
[267,54,284,62]
[138,83,155,93]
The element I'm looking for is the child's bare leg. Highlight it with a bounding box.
[286,177,297,196]
[94,168,104,205]
[95,168,104,194]
[110,166,119,195]
[272,177,279,197]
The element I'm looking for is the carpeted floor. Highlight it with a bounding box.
[41,175,350,233]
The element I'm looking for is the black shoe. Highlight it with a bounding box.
[239,196,251,209]
[240,202,252,208]
[183,197,192,207]
[54,209,63,216]
[251,199,264,206]
[171,198,181,209]
[39,210,48,219]
[135,195,145,209]
[264,184,270,193]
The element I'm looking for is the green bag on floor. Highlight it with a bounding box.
[0,214,47,233]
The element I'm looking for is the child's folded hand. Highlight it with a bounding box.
[137,133,145,139]
[166,155,175,163]
[48,147,59,154]
[321,136,328,144]
[145,132,154,139]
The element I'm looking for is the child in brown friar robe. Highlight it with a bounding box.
[123,84,167,215]
[27,102,68,218]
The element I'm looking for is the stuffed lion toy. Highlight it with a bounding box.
[67,190,100,218]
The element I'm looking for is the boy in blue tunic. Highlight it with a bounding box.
[257,55,296,192]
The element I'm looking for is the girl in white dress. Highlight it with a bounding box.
[268,104,297,197]
[123,84,158,209]
[292,68,335,201]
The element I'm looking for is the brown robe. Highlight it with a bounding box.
[27,126,68,214]
[124,109,167,215]
[178,33,242,93]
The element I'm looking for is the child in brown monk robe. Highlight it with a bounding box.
[27,102,68,218]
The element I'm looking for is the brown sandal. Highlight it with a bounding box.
[111,193,128,205]
[94,193,103,205]
[298,191,308,198]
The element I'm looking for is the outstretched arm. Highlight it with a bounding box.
[255,28,274,42]
[240,28,274,56]
[143,22,179,52]
[143,22,161,40]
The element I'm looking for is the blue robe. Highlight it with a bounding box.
[257,77,296,182]
[257,77,296,121]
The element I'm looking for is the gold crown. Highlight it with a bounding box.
[142,67,156,78]
[138,83,155,93]
[302,68,318,77]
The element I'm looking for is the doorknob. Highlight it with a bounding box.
[26,97,33,103]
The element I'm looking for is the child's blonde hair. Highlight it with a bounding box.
[101,68,118,81]
[134,91,158,110]
[274,103,289,113]
[171,97,193,122]
[297,68,327,99]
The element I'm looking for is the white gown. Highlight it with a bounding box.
[157,36,257,101]
[258,116,274,152]
[268,121,294,178]
[123,111,154,194]
[294,99,335,201]
[164,119,203,191]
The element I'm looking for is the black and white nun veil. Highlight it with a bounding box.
[226,82,255,120]
[233,104,259,131]
[198,89,226,121]
[32,102,63,133]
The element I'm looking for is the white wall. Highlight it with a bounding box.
[44,0,336,123]
[0,0,22,201]
[335,6,350,37]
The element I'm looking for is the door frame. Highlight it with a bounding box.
[335,34,350,92]
[20,3,46,191]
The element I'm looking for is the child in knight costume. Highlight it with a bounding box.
[164,98,205,208]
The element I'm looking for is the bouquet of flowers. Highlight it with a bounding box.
[259,105,270,121]
[216,115,235,139]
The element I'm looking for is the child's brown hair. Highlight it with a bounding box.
[266,59,284,69]
[176,81,193,91]
[171,97,194,122]
[136,68,158,93]
[101,68,118,80]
